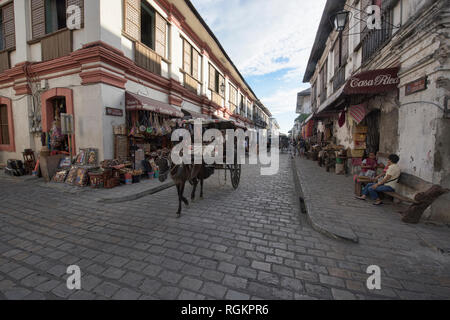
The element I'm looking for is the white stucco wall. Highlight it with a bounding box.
[100,84,126,160]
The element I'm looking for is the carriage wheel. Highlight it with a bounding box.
[230,164,241,190]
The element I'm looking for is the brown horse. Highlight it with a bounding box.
[170,163,214,217]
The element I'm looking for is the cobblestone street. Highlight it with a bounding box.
[0,154,449,300]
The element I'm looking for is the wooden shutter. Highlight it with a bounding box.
[31,0,45,39]
[229,85,236,106]
[0,104,9,145]
[192,49,199,80]
[219,74,225,97]
[123,0,140,41]
[322,59,327,93]
[208,64,215,91]
[2,2,15,50]
[342,23,349,63]
[67,0,84,27]
[155,12,166,58]
[183,39,191,74]
[333,39,340,72]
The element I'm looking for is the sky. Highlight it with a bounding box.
[190,0,327,134]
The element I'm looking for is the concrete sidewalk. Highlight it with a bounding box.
[292,157,450,253]
[0,171,174,203]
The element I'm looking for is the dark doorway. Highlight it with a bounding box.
[362,110,381,154]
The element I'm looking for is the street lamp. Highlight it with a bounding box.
[334,10,349,32]
[220,83,226,95]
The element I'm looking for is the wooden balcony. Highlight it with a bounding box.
[135,42,162,76]
[320,91,327,104]
[229,103,237,114]
[362,10,393,64]
[41,29,72,61]
[211,91,223,106]
[0,51,9,73]
[184,73,199,94]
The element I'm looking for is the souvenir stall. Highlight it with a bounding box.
[36,97,72,181]
[120,92,184,182]
[51,147,111,187]
[44,97,70,154]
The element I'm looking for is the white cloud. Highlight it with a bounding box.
[261,86,309,116]
[191,0,326,77]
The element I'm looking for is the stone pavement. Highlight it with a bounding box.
[293,156,450,252]
[0,154,449,300]
[0,171,174,203]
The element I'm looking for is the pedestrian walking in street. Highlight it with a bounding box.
[291,140,298,158]
[299,139,306,157]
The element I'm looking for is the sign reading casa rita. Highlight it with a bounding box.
[344,67,400,95]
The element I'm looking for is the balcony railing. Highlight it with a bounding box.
[0,51,9,73]
[184,73,198,94]
[135,42,162,76]
[362,10,393,64]
[211,91,223,106]
[333,66,346,92]
[229,103,237,114]
[41,29,72,61]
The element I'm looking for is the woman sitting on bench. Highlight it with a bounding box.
[356,154,401,205]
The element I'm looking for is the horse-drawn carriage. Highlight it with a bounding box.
[162,119,245,216]
[182,119,243,189]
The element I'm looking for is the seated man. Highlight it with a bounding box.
[356,154,401,205]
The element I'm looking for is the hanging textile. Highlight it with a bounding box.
[306,120,314,138]
[349,104,367,124]
[338,111,346,128]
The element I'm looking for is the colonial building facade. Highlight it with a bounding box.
[303,0,450,221]
[0,0,271,164]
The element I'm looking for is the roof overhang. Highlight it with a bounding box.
[303,0,346,83]
[125,92,184,118]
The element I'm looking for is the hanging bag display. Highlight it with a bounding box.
[146,111,153,134]
[160,115,167,136]
[155,115,162,136]
[139,112,147,133]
